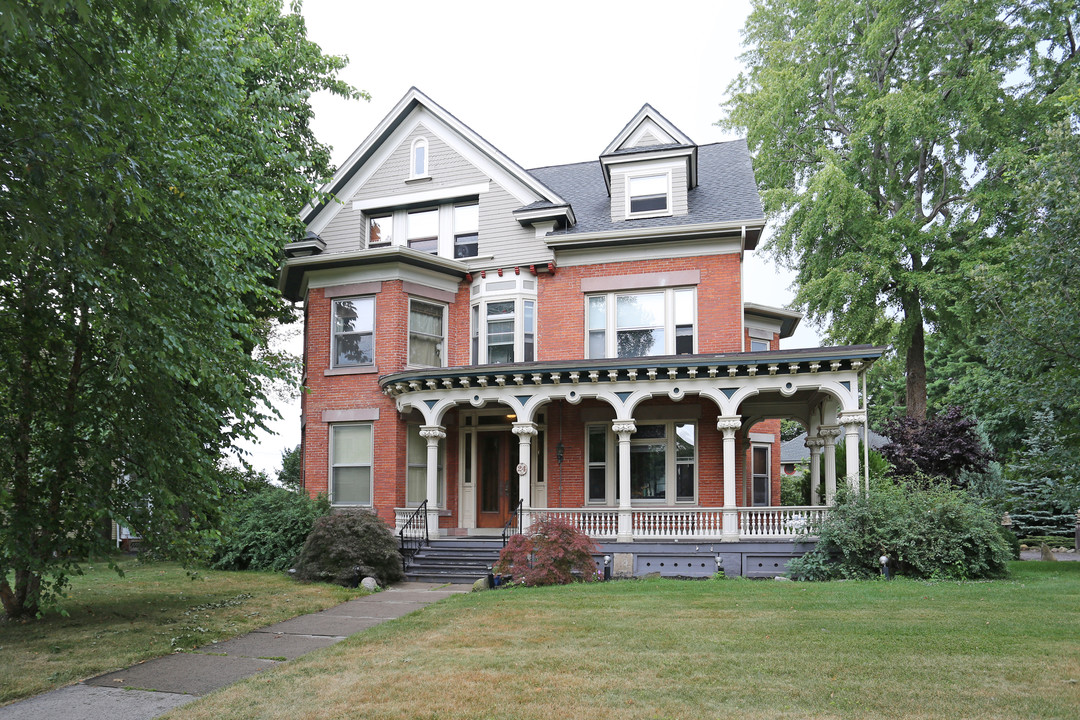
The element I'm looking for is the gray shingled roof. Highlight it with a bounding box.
[527,140,764,236]
[781,429,891,465]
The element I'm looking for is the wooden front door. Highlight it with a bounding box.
[476,431,519,528]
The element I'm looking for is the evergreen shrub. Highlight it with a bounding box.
[212,485,329,572]
[494,516,599,586]
[788,481,1011,581]
[292,510,404,587]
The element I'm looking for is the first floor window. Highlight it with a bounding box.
[406,425,444,507]
[332,296,374,367]
[408,299,445,367]
[752,445,770,506]
[587,287,695,359]
[586,421,695,505]
[331,424,372,505]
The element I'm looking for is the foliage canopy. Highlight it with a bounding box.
[0,0,360,618]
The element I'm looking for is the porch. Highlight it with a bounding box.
[397,504,827,542]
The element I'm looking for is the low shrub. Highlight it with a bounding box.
[493,516,599,586]
[292,510,404,587]
[212,486,329,572]
[788,482,1012,581]
[1018,535,1076,548]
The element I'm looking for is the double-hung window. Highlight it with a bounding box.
[751,445,770,506]
[408,299,446,367]
[627,173,670,216]
[407,208,439,254]
[331,424,372,505]
[472,298,535,365]
[454,203,479,258]
[587,287,695,359]
[332,296,375,367]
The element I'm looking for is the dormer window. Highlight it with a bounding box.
[410,137,429,178]
[627,173,670,216]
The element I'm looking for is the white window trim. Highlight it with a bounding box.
[586,287,696,359]
[406,297,447,369]
[749,338,770,353]
[470,277,538,365]
[330,423,373,507]
[331,295,376,369]
[410,137,429,179]
[625,169,673,219]
[585,423,617,505]
[751,443,772,507]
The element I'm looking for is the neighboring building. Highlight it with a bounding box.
[780,429,890,477]
[279,88,883,576]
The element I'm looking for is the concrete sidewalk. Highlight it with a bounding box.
[0,582,470,720]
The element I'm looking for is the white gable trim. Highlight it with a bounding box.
[351,181,491,212]
[625,118,677,149]
[602,103,695,156]
[303,88,568,232]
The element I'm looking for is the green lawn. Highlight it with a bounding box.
[166,562,1079,720]
[0,558,363,705]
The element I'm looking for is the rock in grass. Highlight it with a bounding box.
[472,578,488,592]
[361,577,379,591]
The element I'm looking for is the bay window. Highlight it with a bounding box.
[587,287,695,359]
[471,296,536,365]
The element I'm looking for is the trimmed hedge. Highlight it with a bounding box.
[292,510,404,587]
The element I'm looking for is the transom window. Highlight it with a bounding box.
[628,173,670,216]
[407,208,439,254]
[332,296,374,367]
[587,288,695,359]
[331,423,372,505]
[408,299,446,367]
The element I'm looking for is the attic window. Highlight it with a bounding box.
[628,174,669,215]
[410,137,429,178]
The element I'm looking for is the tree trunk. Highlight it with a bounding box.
[904,307,928,421]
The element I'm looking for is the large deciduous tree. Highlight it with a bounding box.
[723,0,1077,419]
[0,0,361,619]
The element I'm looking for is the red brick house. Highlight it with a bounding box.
[279,89,882,577]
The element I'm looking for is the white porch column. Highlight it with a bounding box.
[839,413,866,493]
[419,425,446,540]
[717,416,742,542]
[612,420,636,542]
[512,421,537,530]
[805,436,824,505]
[819,426,841,505]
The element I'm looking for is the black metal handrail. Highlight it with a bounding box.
[501,499,524,547]
[399,501,428,571]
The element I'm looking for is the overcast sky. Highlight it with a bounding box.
[234,0,823,475]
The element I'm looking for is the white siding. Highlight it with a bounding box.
[477,184,553,264]
[609,172,626,221]
[672,164,688,216]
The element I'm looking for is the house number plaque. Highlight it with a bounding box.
[516,463,528,476]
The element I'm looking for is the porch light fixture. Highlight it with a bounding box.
[603,555,611,581]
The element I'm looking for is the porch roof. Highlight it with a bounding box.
[380,345,885,397]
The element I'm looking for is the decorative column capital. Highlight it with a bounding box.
[716,416,742,437]
[511,421,538,438]
[818,425,841,443]
[839,412,867,427]
[612,420,637,437]
[419,425,446,442]
[805,437,825,450]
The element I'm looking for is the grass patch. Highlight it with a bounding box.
[0,557,363,705]
[166,563,1080,720]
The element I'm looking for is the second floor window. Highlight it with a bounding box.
[407,208,439,254]
[408,299,446,367]
[471,297,536,365]
[454,203,479,258]
[332,296,374,367]
[587,287,695,359]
